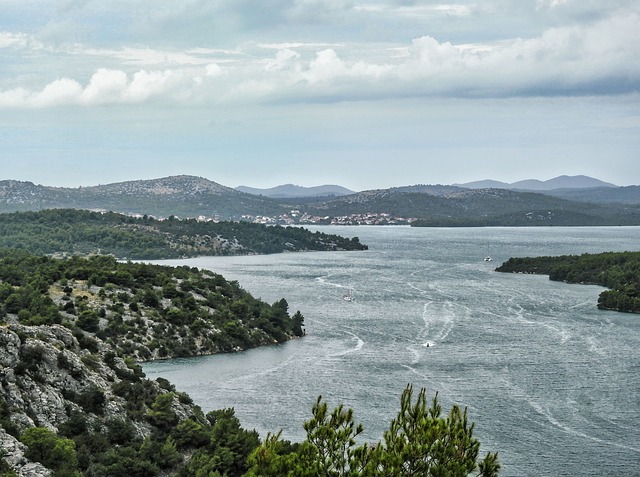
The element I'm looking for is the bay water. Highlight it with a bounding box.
[144,226,640,476]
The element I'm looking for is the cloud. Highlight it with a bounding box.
[0,32,29,48]
[0,68,196,107]
[0,5,638,108]
[354,3,472,18]
[0,31,43,50]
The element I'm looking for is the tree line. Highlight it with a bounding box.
[0,208,367,260]
[2,382,499,477]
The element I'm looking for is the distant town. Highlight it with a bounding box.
[242,210,418,226]
[125,209,417,226]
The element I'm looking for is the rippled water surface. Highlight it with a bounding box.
[144,226,640,476]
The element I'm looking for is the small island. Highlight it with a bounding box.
[496,251,640,313]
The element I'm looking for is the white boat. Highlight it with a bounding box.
[484,256,492,262]
[343,287,355,301]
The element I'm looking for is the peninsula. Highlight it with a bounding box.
[496,251,640,313]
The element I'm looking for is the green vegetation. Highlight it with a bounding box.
[0,248,305,359]
[20,427,81,477]
[8,384,499,476]
[247,385,499,477]
[0,176,290,220]
[3,176,640,227]
[54,396,258,477]
[0,208,367,260]
[496,251,640,313]
[0,205,500,475]
[305,189,640,227]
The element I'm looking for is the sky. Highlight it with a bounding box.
[0,0,639,191]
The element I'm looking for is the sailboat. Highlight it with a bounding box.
[343,286,355,302]
[483,243,492,262]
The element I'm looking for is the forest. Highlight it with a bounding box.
[496,251,640,313]
[0,209,367,259]
[0,248,305,360]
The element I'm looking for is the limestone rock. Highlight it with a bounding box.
[0,324,176,474]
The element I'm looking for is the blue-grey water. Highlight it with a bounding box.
[144,226,640,476]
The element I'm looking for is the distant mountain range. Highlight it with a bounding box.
[0,174,639,226]
[454,175,617,191]
[235,184,354,198]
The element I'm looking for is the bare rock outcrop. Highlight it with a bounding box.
[0,324,196,475]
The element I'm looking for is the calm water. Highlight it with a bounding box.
[144,226,640,476]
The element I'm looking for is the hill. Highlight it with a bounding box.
[455,175,618,191]
[0,249,306,361]
[235,183,355,198]
[0,176,290,220]
[0,248,306,476]
[303,188,640,226]
[2,175,639,226]
[543,185,640,204]
[0,209,367,260]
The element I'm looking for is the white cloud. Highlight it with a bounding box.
[262,48,301,71]
[0,68,198,107]
[305,49,348,83]
[0,88,30,107]
[0,31,43,50]
[0,6,638,108]
[80,69,127,104]
[536,0,570,9]
[32,78,83,107]
[0,32,28,48]
[354,3,472,17]
[205,63,224,77]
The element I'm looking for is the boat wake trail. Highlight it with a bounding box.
[327,331,364,359]
[499,367,640,455]
[420,301,457,346]
[527,400,640,454]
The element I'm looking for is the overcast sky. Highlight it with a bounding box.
[1,0,638,191]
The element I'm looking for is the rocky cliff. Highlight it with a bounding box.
[0,324,199,476]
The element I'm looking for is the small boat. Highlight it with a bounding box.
[484,256,492,262]
[343,287,355,302]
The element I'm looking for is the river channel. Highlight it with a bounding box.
[144,226,640,476]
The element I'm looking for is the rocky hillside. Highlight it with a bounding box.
[0,176,289,220]
[0,250,305,362]
[0,323,169,475]
[0,250,304,476]
[0,323,260,476]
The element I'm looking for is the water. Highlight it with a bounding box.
[144,226,640,476]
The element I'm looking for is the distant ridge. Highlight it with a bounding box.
[455,175,617,191]
[236,183,355,198]
[1,174,638,225]
[0,175,288,219]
